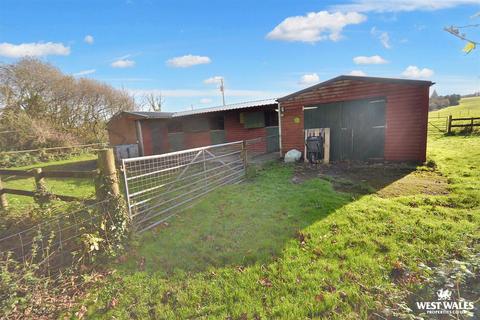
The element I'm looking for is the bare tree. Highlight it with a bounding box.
[0,58,137,150]
[143,93,164,111]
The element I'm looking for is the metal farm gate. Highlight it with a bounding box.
[122,141,246,232]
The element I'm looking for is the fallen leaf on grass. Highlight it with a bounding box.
[108,297,118,309]
[75,305,87,319]
[259,277,272,287]
[315,293,325,302]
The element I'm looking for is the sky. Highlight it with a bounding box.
[0,0,479,112]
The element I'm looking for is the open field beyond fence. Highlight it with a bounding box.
[428,96,480,136]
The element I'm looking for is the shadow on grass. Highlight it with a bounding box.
[119,161,414,275]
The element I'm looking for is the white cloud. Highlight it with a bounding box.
[401,65,434,79]
[200,98,212,104]
[84,35,94,44]
[299,73,320,85]
[266,11,366,43]
[166,54,211,68]
[111,59,135,68]
[353,55,388,64]
[332,0,479,12]
[0,42,70,58]
[204,76,223,84]
[371,27,391,49]
[73,69,96,76]
[349,70,367,76]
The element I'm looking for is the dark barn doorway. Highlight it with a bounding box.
[304,98,386,161]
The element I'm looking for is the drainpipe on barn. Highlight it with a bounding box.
[277,102,283,157]
[135,120,145,156]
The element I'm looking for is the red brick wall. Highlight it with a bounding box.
[224,108,267,153]
[280,79,430,162]
[184,131,212,149]
[107,114,138,145]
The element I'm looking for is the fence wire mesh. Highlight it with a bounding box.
[0,200,110,272]
[122,141,247,232]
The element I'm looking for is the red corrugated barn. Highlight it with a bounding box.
[108,75,432,163]
[278,75,433,162]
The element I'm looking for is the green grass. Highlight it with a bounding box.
[81,134,480,319]
[1,153,97,211]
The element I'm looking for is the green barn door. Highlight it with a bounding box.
[304,98,385,161]
[266,126,279,152]
[304,102,343,160]
[210,130,226,145]
[168,133,184,151]
[364,99,386,160]
[342,99,385,160]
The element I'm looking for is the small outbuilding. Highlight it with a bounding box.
[107,99,279,157]
[278,75,433,162]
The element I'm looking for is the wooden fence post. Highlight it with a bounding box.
[447,115,452,134]
[96,148,120,201]
[323,128,330,164]
[241,141,248,173]
[0,176,8,210]
[33,168,49,204]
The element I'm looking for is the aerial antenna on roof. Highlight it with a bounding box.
[220,78,226,107]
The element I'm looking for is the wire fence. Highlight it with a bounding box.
[0,199,112,273]
[122,141,247,232]
[428,115,448,136]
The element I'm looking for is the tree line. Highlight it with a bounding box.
[0,58,136,151]
[429,90,461,111]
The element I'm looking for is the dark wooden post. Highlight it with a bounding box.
[447,115,452,134]
[471,118,474,132]
[0,176,8,210]
[96,148,120,201]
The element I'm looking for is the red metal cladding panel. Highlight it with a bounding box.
[224,109,267,153]
[280,80,430,162]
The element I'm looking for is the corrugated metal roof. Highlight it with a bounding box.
[278,75,434,102]
[172,98,278,118]
[123,111,174,119]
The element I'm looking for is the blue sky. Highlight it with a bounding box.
[1,0,479,111]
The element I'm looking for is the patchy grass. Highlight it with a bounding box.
[81,134,480,319]
[1,153,96,211]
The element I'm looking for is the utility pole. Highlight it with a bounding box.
[220,78,226,107]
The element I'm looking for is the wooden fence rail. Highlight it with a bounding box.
[0,149,119,210]
[447,115,480,134]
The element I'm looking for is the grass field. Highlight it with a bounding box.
[1,153,97,211]
[428,97,480,136]
[430,96,480,118]
[79,132,480,318]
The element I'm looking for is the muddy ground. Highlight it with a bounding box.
[291,162,449,198]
